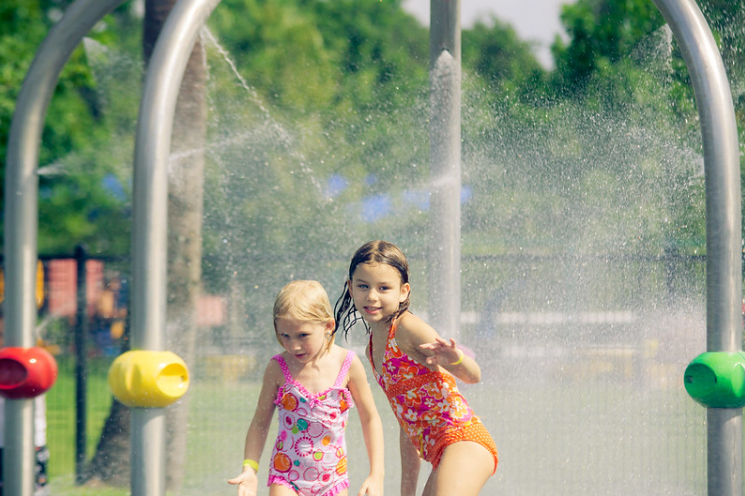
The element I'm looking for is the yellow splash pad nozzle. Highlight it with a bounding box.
[108,350,189,408]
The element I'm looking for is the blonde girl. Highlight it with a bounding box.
[229,280,384,496]
[334,241,498,496]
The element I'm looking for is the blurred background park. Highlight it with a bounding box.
[1,0,745,494]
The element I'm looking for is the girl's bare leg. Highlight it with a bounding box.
[422,441,494,496]
[269,483,300,496]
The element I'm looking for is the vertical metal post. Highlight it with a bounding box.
[428,0,462,337]
[131,409,167,496]
[651,1,742,495]
[2,1,127,495]
[3,400,35,496]
[131,0,219,493]
[74,245,88,482]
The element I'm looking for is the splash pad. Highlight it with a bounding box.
[3,0,742,495]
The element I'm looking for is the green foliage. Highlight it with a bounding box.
[551,0,665,92]
[46,356,114,478]
[209,0,336,112]
[0,2,50,161]
[201,0,432,301]
[697,0,745,246]
[1,0,140,255]
[0,0,730,273]
[459,0,714,258]
[462,16,544,95]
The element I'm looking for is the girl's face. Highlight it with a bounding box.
[348,262,410,329]
[275,317,332,364]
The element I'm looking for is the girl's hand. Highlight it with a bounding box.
[420,337,461,366]
[358,474,384,496]
[227,469,258,496]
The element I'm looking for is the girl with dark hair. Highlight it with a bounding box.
[335,241,498,496]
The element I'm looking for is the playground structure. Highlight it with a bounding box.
[1,1,742,496]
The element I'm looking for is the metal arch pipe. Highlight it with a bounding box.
[651,0,742,494]
[129,0,219,494]
[2,1,128,495]
[5,3,739,496]
[131,0,219,352]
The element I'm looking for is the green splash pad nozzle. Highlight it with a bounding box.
[684,351,745,408]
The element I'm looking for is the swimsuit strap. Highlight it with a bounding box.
[272,354,294,383]
[275,351,354,389]
[333,350,355,388]
[368,320,397,380]
[388,319,398,340]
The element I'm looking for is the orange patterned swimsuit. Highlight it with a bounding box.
[369,320,498,473]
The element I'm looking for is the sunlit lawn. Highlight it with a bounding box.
[44,357,123,494]
[46,357,114,477]
[44,355,711,495]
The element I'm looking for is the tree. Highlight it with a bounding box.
[0,0,132,254]
[697,0,745,242]
[200,0,432,325]
[550,0,665,98]
[462,16,543,94]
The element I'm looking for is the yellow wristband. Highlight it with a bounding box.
[450,349,464,366]
[243,459,259,471]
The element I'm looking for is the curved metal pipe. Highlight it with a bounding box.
[130,0,219,493]
[2,1,127,494]
[7,1,739,495]
[651,0,742,494]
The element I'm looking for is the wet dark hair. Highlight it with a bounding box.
[333,240,411,339]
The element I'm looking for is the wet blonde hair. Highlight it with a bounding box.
[273,280,335,350]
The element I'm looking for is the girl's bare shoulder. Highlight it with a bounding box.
[396,312,439,346]
[329,343,355,360]
[262,355,285,387]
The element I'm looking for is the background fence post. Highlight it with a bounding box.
[74,244,88,482]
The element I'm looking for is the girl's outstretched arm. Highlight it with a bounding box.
[227,359,281,496]
[346,354,385,496]
[400,426,421,496]
[396,313,481,384]
[419,336,481,384]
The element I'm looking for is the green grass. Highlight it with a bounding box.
[48,475,130,496]
[46,357,115,478]
[43,354,711,495]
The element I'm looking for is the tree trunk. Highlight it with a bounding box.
[144,0,207,492]
[78,399,131,486]
[79,320,131,486]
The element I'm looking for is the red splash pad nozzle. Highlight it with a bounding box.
[0,347,58,399]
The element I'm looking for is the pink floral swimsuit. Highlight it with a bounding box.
[267,351,355,496]
[369,320,498,472]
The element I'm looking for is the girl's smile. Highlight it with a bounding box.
[349,262,410,329]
